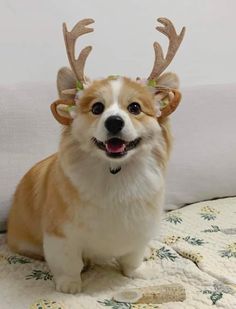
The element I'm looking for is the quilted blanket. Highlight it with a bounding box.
[0,197,236,309]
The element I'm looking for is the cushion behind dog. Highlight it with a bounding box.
[0,83,60,231]
[165,83,236,209]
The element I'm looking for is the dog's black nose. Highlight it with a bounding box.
[105,115,125,134]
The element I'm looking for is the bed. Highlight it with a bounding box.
[0,197,235,309]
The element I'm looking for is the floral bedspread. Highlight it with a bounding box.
[0,197,236,309]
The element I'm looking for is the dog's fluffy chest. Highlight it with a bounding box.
[62,154,164,258]
[73,196,162,258]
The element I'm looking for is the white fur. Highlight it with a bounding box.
[44,234,83,293]
[110,78,123,105]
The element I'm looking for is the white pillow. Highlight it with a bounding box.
[0,83,60,231]
[165,83,236,209]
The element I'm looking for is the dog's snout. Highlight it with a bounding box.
[105,115,125,134]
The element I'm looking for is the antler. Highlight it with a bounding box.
[63,18,95,83]
[148,18,186,81]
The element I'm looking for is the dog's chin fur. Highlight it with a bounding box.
[7,74,175,294]
[59,124,162,192]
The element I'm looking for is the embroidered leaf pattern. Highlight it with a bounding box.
[26,269,53,281]
[202,290,223,305]
[219,243,236,258]
[183,236,206,246]
[146,246,178,262]
[98,299,131,309]
[7,255,31,264]
[201,281,234,305]
[98,300,159,309]
[165,212,183,225]
[202,225,220,233]
[199,206,219,221]
[200,213,217,221]
[156,247,178,262]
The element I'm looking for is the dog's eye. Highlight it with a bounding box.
[91,102,105,115]
[127,102,141,115]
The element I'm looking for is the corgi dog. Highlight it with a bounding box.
[7,18,185,294]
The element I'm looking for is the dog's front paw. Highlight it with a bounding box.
[123,262,159,280]
[55,275,82,294]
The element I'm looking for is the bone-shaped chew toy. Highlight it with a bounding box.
[112,283,186,304]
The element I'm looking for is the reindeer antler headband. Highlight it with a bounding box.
[63,18,94,84]
[148,18,185,80]
[62,17,185,89]
[51,17,186,124]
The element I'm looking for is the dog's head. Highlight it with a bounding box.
[51,18,185,166]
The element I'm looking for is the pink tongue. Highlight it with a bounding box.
[106,141,125,153]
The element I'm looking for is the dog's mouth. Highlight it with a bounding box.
[92,137,141,158]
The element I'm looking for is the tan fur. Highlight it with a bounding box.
[7,153,79,258]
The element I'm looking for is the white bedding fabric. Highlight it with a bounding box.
[0,197,235,309]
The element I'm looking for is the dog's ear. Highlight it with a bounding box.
[57,67,77,99]
[50,99,76,125]
[154,72,181,119]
